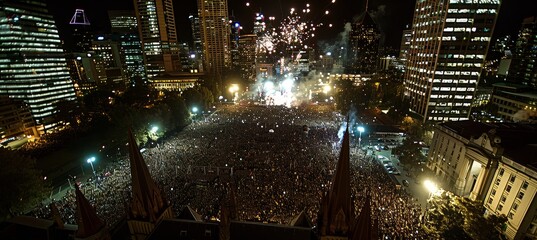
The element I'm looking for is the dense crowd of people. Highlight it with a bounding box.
[30,103,426,239]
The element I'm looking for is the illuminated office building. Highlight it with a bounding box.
[197,0,231,85]
[399,29,412,62]
[508,17,537,88]
[133,0,180,78]
[188,15,204,72]
[404,0,501,122]
[69,9,93,52]
[253,13,265,36]
[347,12,380,74]
[108,10,147,85]
[238,34,257,82]
[91,35,127,86]
[0,0,77,132]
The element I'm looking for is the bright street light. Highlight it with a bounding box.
[87,157,97,180]
[229,84,240,102]
[323,85,331,94]
[150,126,159,134]
[423,179,440,225]
[192,107,198,113]
[228,84,239,93]
[357,126,365,148]
[424,179,439,195]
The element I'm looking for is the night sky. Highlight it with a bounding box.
[45,0,536,49]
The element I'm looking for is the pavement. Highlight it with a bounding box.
[372,149,431,212]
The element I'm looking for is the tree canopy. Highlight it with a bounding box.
[425,190,507,240]
[0,148,49,222]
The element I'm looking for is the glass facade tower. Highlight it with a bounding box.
[404,0,501,122]
[0,0,77,131]
[197,0,231,85]
[133,0,180,78]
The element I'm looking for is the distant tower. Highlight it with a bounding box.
[197,0,231,88]
[238,34,257,82]
[189,15,204,72]
[398,28,412,62]
[403,0,501,122]
[70,9,93,52]
[91,35,128,87]
[253,12,265,36]
[133,0,180,78]
[126,129,173,240]
[347,4,380,74]
[318,127,377,239]
[108,10,147,85]
[74,185,110,240]
[0,0,77,133]
[508,17,537,88]
[318,128,354,239]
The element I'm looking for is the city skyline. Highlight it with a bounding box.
[45,0,537,50]
[2,0,537,239]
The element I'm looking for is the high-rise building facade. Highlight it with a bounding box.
[238,34,257,82]
[399,29,412,61]
[404,0,501,122]
[69,9,93,53]
[91,35,127,87]
[188,15,204,72]
[508,17,537,88]
[197,0,231,85]
[0,0,77,131]
[133,0,180,78]
[108,10,147,85]
[347,12,380,74]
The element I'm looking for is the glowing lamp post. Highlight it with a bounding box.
[229,84,239,102]
[424,179,439,196]
[323,85,331,94]
[357,126,365,148]
[150,126,159,134]
[87,157,96,179]
[423,179,439,224]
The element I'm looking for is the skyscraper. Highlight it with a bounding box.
[91,35,127,87]
[399,29,412,61]
[197,0,231,86]
[238,34,257,82]
[0,0,77,132]
[133,0,180,78]
[347,12,380,74]
[404,0,501,122]
[108,10,147,85]
[508,16,537,88]
[189,15,204,72]
[69,9,93,52]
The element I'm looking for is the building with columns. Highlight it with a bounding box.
[427,120,537,239]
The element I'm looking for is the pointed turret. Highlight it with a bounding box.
[127,129,173,240]
[74,184,109,239]
[289,209,313,228]
[219,185,238,240]
[350,194,377,240]
[128,128,166,221]
[49,202,64,229]
[319,127,354,239]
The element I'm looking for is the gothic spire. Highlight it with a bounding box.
[49,202,64,229]
[351,194,377,240]
[74,184,106,238]
[319,127,353,237]
[128,128,167,222]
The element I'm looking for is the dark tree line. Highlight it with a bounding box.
[0,148,49,222]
